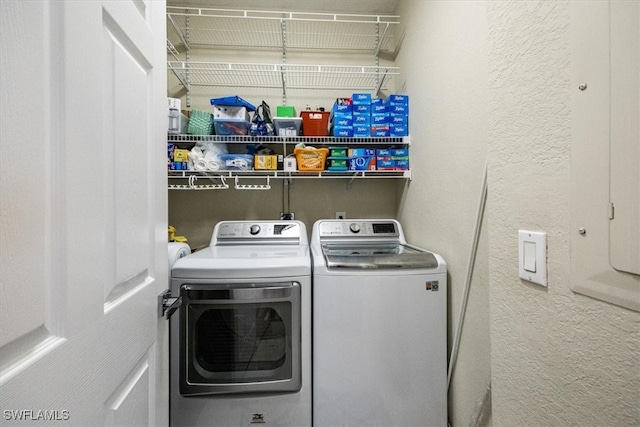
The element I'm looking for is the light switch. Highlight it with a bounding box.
[518,230,547,287]
[523,241,536,272]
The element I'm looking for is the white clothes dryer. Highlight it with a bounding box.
[311,219,447,427]
[170,220,311,427]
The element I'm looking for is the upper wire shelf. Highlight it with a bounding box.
[167,7,400,53]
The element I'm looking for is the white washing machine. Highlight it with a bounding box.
[311,219,448,427]
[169,220,311,427]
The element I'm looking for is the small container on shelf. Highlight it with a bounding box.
[254,155,278,170]
[300,111,330,136]
[276,105,296,118]
[294,147,329,171]
[273,117,302,136]
[327,157,348,171]
[328,146,348,157]
[218,154,254,170]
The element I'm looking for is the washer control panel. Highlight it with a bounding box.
[318,220,399,238]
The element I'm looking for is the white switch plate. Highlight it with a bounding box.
[518,230,547,287]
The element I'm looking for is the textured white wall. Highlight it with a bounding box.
[487,1,639,425]
[395,1,491,426]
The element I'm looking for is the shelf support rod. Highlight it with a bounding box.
[167,14,188,50]
[375,23,391,57]
[280,19,288,105]
[376,68,390,96]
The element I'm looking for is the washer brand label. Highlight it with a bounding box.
[425,281,439,291]
[250,413,266,424]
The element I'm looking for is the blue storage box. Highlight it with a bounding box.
[213,119,251,135]
[210,96,257,111]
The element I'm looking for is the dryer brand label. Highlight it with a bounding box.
[425,281,439,291]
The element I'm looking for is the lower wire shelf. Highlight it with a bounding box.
[168,169,411,190]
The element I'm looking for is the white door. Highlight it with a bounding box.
[0,1,168,425]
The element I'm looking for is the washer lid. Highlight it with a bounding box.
[171,245,310,279]
[321,243,439,269]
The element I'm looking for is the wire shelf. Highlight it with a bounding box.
[167,7,399,53]
[167,134,409,146]
[168,61,399,91]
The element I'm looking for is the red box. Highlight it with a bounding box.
[301,111,330,136]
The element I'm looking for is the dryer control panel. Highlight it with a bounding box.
[212,221,304,245]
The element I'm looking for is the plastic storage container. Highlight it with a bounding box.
[218,154,254,170]
[212,105,250,121]
[300,111,330,136]
[273,117,302,136]
[213,119,251,135]
[294,147,329,171]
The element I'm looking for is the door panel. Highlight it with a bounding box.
[609,1,640,276]
[0,0,167,425]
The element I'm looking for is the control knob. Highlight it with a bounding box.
[349,223,361,233]
[249,224,261,235]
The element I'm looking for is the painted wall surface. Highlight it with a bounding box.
[169,179,400,248]
[395,1,491,426]
[487,1,639,425]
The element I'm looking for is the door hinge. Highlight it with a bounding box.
[158,290,182,319]
[608,202,615,220]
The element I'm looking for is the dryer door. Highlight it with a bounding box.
[179,282,301,396]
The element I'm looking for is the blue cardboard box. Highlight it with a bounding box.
[390,114,408,125]
[349,148,376,157]
[376,159,396,170]
[352,93,372,105]
[389,104,409,115]
[353,114,371,126]
[332,102,353,113]
[371,126,390,137]
[387,94,409,106]
[372,103,389,114]
[389,148,409,157]
[353,104,371,114]
[371,113,389,125]
[390,124,409,137]
[349,156,376,171]
[333,115,353,127]
[353,125,371,138]
[332,125,354,137]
